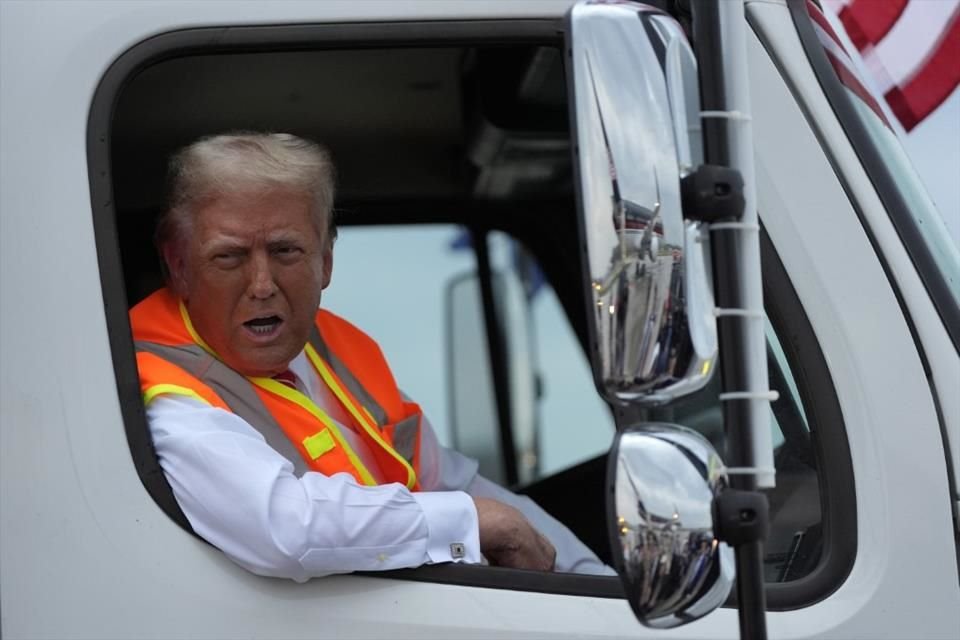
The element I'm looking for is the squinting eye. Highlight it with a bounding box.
[213,253,241,267]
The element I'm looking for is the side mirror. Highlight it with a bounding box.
[609,423,734,627]
[566,0,717,406]
[566,0,735,628]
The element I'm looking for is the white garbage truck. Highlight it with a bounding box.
[1,0,957,638]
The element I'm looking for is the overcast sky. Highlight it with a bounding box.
[905,88,960,245]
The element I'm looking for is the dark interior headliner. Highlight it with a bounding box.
[112,45,571,216]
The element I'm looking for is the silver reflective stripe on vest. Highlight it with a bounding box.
[308,325,388,427]
[135,341,308,475]
[392,414,419,465]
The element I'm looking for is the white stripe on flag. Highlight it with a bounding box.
[862,0,959,94]
[812,21,858,73]
[823,0,852,12]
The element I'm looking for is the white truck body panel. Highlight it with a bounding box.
[749,2,960,509]
[1,1,956,638]
[747,9,959,637]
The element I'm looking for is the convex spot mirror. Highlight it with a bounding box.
[609,423,734,627]
[566,0,717,406]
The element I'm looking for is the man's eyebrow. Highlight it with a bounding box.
[266,231,306,245]
[201,236,248,253]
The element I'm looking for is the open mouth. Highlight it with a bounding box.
[243,315,283,337]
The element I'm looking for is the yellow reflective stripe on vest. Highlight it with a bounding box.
[302,429,336,460]
[305,343,417,490]
[308,326,389,427]
[143,383,213,407]
[179,300,217,356]
[249,376,378,487]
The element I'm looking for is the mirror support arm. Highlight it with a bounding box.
[714,489,770,547]
[680,164,745,223]
[692,1,770,639]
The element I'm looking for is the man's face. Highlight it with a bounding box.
[166,189,332,377]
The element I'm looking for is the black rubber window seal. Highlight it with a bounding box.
[754,229,857,610]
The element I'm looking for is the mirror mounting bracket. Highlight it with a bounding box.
[681,164,746,223]
[713,489,770,548]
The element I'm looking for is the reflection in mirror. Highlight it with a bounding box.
[568,0,716,406]
[610,423,734,628]
[660,14,704,173]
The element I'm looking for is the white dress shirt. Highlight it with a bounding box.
[147,351,613,581]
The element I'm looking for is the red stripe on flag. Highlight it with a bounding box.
[808,0,849,52]
[824,49,893,128]
[838,0,909,51]
[884,9,960,131]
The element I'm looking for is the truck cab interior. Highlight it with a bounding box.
[102,21,836,603]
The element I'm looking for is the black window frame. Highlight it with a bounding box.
[88,17,854,606]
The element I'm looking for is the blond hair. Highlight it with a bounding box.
[157,132,337,256]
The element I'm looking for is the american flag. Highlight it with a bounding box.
[821,0,960,132]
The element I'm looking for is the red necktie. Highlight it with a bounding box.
[273,369,300,390]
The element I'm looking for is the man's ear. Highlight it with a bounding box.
[162,242,189,298]
[321,243,334,290]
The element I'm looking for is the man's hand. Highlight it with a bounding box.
[473,497,556,571]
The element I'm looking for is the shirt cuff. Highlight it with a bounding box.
[412,490,481,565]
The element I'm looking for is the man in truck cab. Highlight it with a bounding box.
[129,131,609,581]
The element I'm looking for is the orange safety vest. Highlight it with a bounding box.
[130,288,422,490]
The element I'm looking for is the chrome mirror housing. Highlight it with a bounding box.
[567,0,717,406]
[610,423,734,628]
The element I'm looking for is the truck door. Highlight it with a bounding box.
[6,0,955,638]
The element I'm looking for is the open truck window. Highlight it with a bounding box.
[328,221,850,592]
[89,19,852,606]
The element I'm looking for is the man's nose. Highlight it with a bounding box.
[247,253,278,299]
